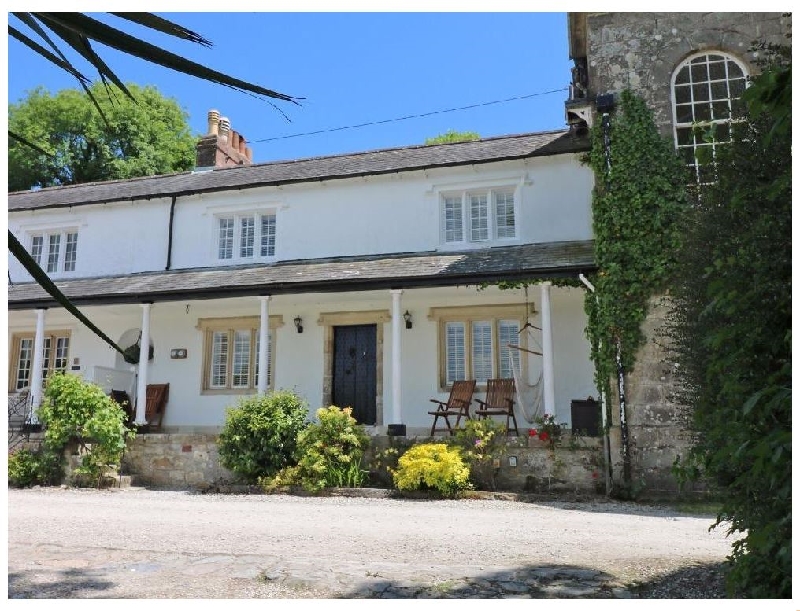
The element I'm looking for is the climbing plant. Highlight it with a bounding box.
[583,89,688,399]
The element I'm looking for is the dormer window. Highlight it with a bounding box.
[217,212,277,261]
[441,188,517,245]
[30,230,78,273]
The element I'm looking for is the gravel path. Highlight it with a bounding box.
[8,487,735,598]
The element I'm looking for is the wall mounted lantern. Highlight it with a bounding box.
[403,310,412,330]
[294,316,303,333]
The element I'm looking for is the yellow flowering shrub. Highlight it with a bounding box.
[393,443,471,497]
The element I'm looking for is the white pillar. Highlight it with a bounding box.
[257,296,271,395]
[390,289,404,426]
[134,303,152,425]
[29,308,47,422]
[540,282,556,416]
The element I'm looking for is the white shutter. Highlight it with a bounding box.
[210,331,229,388]
[445,322,466,384]
[232,330,251,387]
[471,321,493,383]
[498,320,520,378]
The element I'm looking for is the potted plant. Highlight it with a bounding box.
[528,414,565,449]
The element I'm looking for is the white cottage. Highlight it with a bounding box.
[8,113,598,437]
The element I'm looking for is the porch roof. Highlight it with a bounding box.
[8,130,588,212]
[7,240,595,309]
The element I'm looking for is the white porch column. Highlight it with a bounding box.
[134,302,152,425]
[390,289,404,427]
[540,282,556,416]
[257,295,271,395]
[28,308,47,422]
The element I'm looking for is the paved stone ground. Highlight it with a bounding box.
[8,487,734,599]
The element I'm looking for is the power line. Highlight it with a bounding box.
[251,87,569,144]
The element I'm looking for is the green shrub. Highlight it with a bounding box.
[38,372,134,486]
[393,443,471,497]
[218,390,309,483]
[451,418,507,490]
[267,406,369,492]
[7,448,60,487]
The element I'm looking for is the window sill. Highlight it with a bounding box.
[201,387,273,396]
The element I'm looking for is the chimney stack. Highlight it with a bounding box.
[195,110,253,169]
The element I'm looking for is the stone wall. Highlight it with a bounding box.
[583,12,790,134]
[122,432,604,494]
[604,295,704,497]
[122,433,234,489]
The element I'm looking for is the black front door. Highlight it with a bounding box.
[332,324,377,425]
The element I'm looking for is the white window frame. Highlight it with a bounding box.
[198,316,284,394]
[28,229,79,274]
[429,305,527,390]
[214,211,278,263]
[671,51,749,186]
[439,187,519,247]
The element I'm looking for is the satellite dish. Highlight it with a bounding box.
[121,330,154,365]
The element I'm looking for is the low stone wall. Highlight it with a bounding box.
[122,432,604,493]
[122,433,234,488]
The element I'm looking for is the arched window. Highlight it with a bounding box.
[672,52,749,185]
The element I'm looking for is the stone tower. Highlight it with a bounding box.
[564,12,791,495]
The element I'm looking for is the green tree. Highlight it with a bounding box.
[9,83,197,191]
[669,55,791,598]
[424,130,480,144]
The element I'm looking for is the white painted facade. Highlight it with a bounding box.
[8,147,598,435]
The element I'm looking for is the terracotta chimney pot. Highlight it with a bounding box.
[238,135,247,155]
[207,109,220,136]
[246,147,253,162]
[231,130,240,151]
[219,117,230,143]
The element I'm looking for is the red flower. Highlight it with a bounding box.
[528,428,538,437]
[538,431,550,442]
[592,471,599,479]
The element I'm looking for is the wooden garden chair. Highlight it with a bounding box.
[428,379,476,436]
[144,383,169,431]
[110,389,135,425]
[474,378,519,436]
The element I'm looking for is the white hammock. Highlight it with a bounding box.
[508,349,544,424]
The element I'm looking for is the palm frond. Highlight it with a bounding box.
[34,13,301,104]
[9,131,53,157]
[10,18,111,124]
[110,13,212,47]
[8,24,91,87]
[8,230,127,358]
[33,13,133,101]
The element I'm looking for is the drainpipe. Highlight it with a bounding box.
[596,93,632,490]
[165,196,177,270]
[579,274,612,497]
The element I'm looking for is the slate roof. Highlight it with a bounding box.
[8,130,589,212]
[7,240,596,309]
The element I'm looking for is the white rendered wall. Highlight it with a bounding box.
[8,154,594,280]
[8,198,172,282]
[7,285,597,434]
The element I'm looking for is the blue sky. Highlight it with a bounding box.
[7,12,572,164]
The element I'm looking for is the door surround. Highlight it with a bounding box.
[318,310,389,426]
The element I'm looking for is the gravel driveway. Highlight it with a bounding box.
[8,487,735,599]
